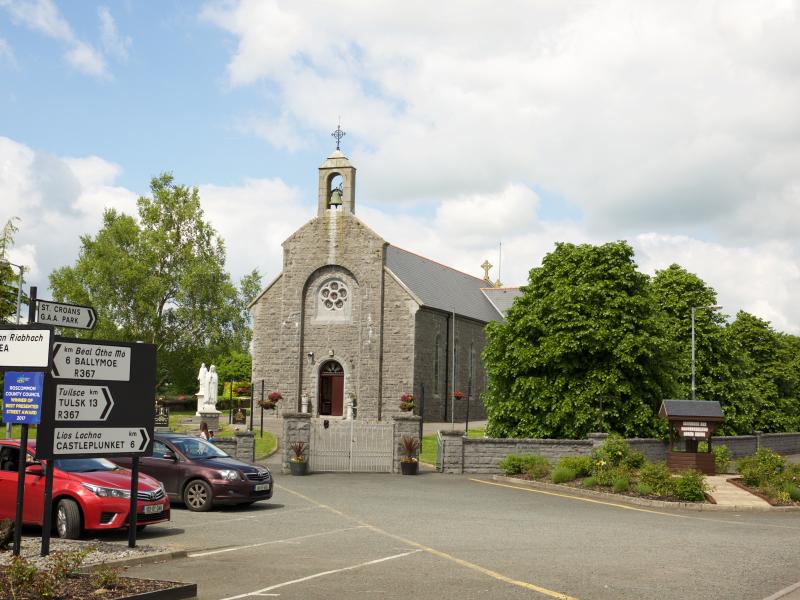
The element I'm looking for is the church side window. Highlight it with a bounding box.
[319,280,349,312]
[434,334,441,393]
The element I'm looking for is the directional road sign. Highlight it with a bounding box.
[55,384,114,421]
[36,337,156,460]
[51,341,131,381]
[36,300,97,330]
[0,325,53,371]
[52,427,150,455]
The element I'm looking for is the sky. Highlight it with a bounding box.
[1,0,799,333]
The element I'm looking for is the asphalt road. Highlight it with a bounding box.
[123,471,800,600]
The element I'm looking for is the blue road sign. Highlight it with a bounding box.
[3,371,45,425]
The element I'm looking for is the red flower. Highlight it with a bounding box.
[268,391,283,402]
[453,391,465,399]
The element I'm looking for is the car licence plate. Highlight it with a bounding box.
[144,504,163,514]
[254,483,270,492]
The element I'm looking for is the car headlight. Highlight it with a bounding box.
[81,483,131,498]
[217,469,239,481]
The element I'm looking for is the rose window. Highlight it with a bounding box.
[320,280,349,311]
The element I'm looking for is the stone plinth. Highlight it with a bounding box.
[197,413,220,434]
[282,412,311,474]
[392,414,421,474]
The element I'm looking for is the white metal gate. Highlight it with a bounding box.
[309,419,394,473]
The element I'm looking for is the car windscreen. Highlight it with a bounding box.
[171,437,229,459]
[53,457,120,472]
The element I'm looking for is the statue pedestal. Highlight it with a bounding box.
[197,412,220,434]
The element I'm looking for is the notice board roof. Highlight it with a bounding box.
[658,399,724,421]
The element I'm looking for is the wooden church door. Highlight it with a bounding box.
[319,361,344,416]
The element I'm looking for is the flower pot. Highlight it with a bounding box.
[290,460,308,475]
[400,460,418,475]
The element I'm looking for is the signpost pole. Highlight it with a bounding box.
[40,460,54,556]
[128,456,139,548]
[12,424,28,556]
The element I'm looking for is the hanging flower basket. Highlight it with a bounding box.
[453,390,465,400]
[399,393,415,412]
[259,392,281,410]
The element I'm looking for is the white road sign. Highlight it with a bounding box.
[55,384,114,421]
[51,342,131,381]
[36,300,96,330]
[53,427,150,455]
[0,328,52,369]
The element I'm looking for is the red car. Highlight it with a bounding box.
[0,440,170,539]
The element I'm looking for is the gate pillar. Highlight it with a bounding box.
[392,414,421,474]
[282,412,311,474]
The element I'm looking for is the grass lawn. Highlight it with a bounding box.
[167,409,277,459]
[420,427,485,465]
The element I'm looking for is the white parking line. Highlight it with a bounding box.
[187,525,368,558]
[763,579,800,600]
[218,549,422,600]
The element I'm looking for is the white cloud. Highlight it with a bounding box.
[0,0,109,77]
[98,6,131,61]
[0,37,16,66]
[0,137,136,283]
[202,1,800,244]
[2,132,799,333]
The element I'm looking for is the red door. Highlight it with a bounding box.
[319,361,344,417]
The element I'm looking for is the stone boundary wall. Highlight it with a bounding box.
[211,432,255,463]
[440,431,800,474]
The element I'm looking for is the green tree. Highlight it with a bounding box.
[49,173,261,392]
[650,264,754,433]
[725,312,800,432]
[483,241,679,439]
[0,217,27,322]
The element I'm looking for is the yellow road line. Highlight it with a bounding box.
[276,483,578,600]
[471,479,800,531]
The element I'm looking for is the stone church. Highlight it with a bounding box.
[250,146,521,422]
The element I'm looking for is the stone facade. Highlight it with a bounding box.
[250,150,497,422]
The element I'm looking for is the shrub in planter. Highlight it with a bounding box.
[581,476,597,488]
[784,482,800,502]
[557,456,593,477]
[622,450,646,470]
[592,434,633,469]
[674,469,707,501]
[636,482,654,496]
[400,436,420,475]
[551,466,577,484]
[594,465,630,488]
[737,449,784,487]
[289,441,308,475]
[499,454,549,477]
[612,474,631,493]
[638,461,676,497]
[713,444,731,473]
[525,455,551,480]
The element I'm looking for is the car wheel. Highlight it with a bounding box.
[183,479,213,512]
[56,499,81,539]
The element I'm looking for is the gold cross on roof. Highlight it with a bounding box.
[481,260,493,283]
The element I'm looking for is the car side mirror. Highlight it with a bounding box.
[162,451,177,461]
[25,463,44,476]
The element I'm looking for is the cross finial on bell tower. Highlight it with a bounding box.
[481,260,493,284]
[331,119,346,151]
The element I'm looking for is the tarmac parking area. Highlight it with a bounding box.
[127,471,800,600]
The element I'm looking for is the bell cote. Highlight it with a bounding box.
[318,150,356,216]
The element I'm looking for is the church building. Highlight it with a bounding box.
[250,141,521,422]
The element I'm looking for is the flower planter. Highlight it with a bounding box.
[290,460,308,475]
[400,461,418,475]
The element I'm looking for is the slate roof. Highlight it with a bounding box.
[481,287,523,316]
[385,245,503,323]
[658,399,724,420]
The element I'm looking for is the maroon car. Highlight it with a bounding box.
[113,433,273,511]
